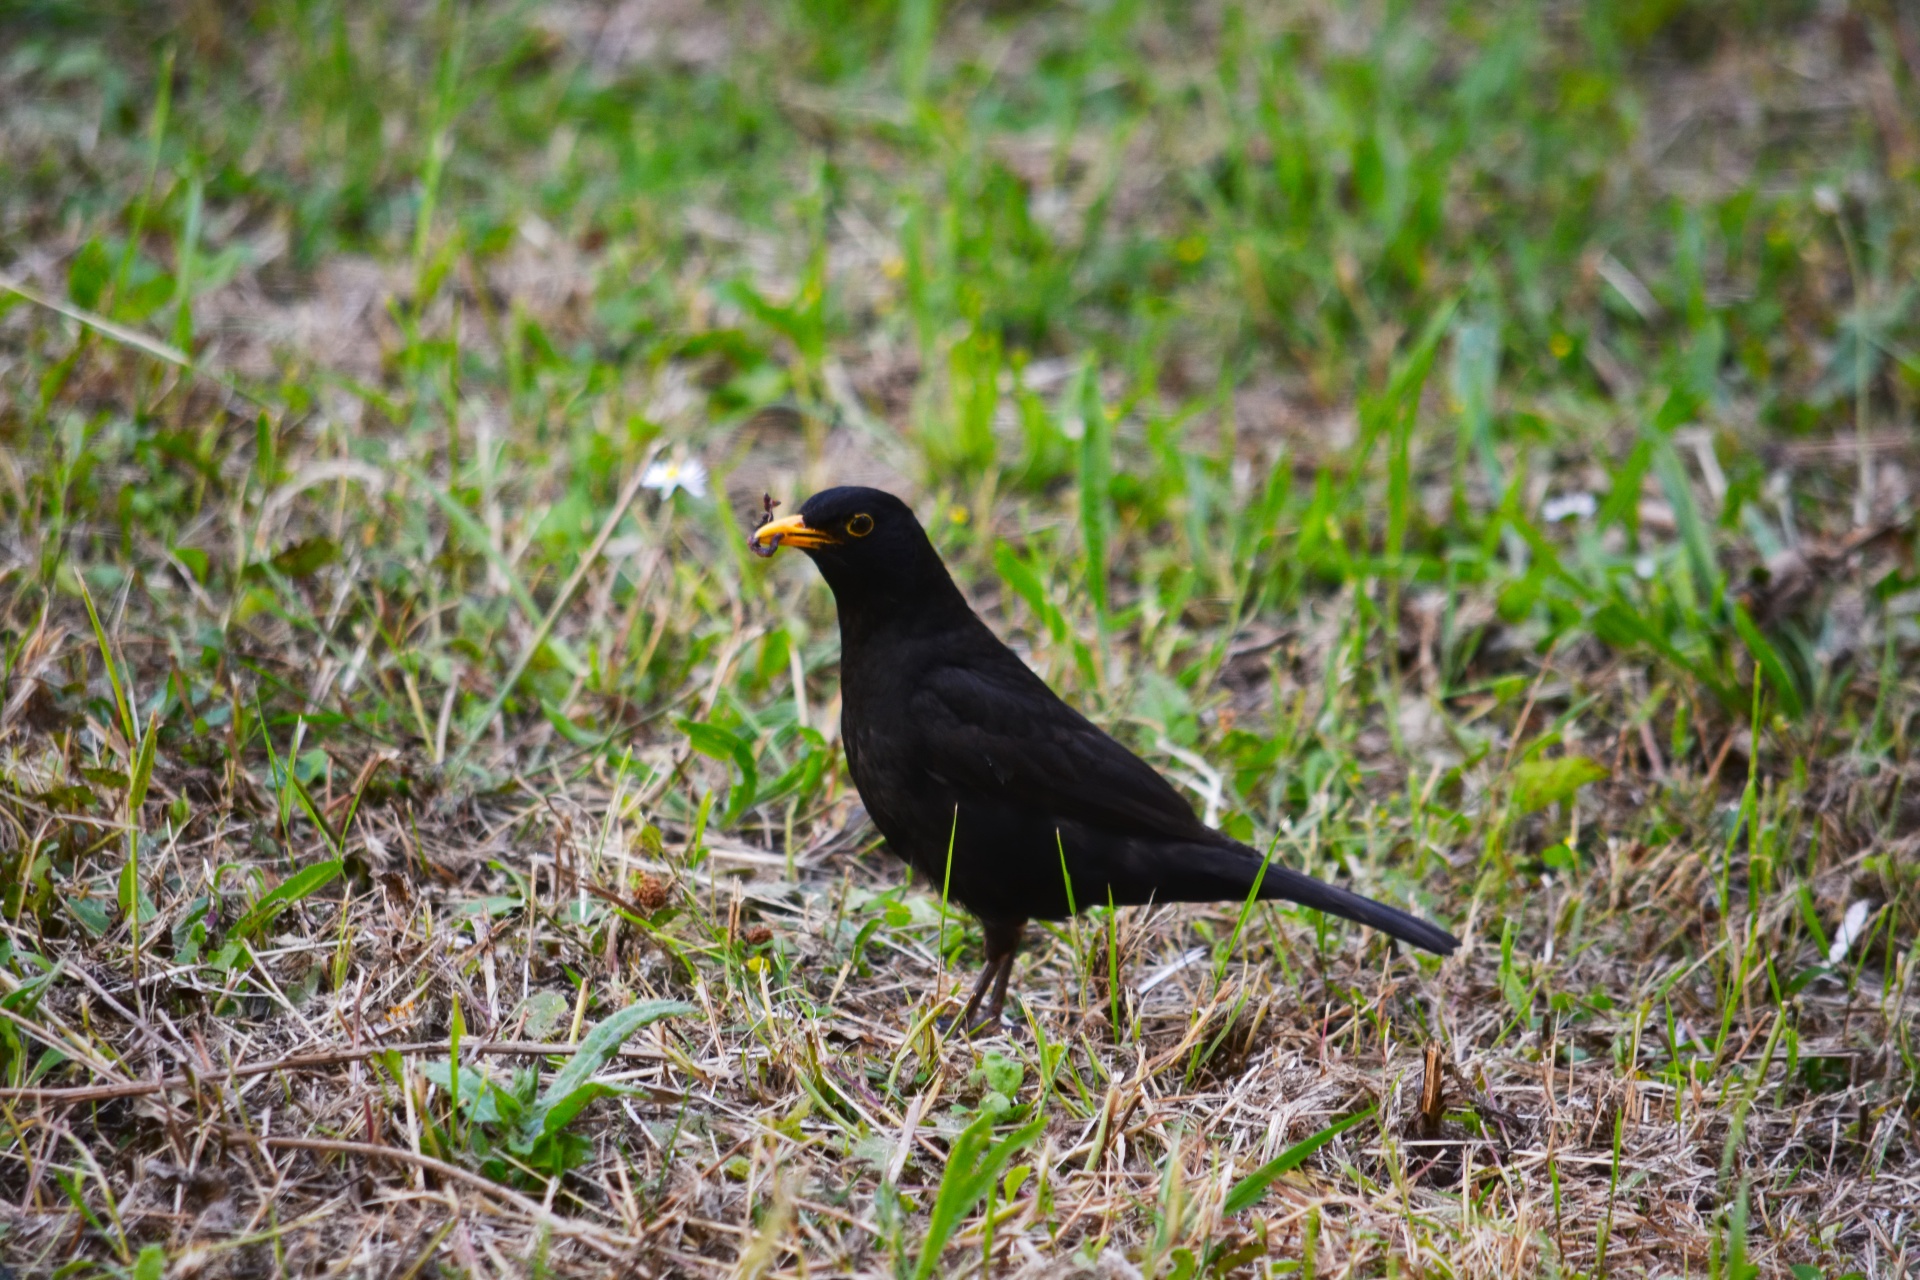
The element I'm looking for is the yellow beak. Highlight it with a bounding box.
[750,512,839,554]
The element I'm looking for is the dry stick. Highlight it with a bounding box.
[0,1038,679,1106]
[1700,728,1741,794]
[221,1130,636,1261]
[62,961,187,1070]
[0,1001,129,1082]
[791,1197,886,1238]
[565,527,666,721]
[1500,640,1562,776]
[445,451,658,777]
[1637,718,1668,781]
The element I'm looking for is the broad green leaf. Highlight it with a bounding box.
[64,895,113,938]
[678,718,757,823]
[38,784,100,812]
[517,989,571,1040]
[979,1050,1023,1097]
[268,536,339,579]
[419,1059,519,1126]
[1510,756,1609,815]
[758,728,829,810]
[538,1080,626,1137]
[532,999,692,1129]
[207,940,248,974]
[67,238,112,311]
[171,545,210,582]
[173,915,207,965]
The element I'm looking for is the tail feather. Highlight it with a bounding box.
[1120,837,1459,957]
[1254,861,1459,956]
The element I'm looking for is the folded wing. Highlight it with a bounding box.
[910,657,1214,842]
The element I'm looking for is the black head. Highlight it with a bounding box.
[749,486,961,613]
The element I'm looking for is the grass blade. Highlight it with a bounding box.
[412,470,586,677]
[230,859,343,942]
[126,709,159,816]
[1222,1107,1375,1215]
[913,1110,1047,1280]
[1076,362,1111,625]
[1729,602,1805,721]
[74,574,134,745]
[443,454,653,775]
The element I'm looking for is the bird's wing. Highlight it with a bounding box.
[910,658,1211,842]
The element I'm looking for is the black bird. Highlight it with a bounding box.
[751,486,1457,1030]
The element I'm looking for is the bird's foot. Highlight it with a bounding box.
[935,1003,1022,1039]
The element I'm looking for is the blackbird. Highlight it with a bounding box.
[751,486,1457,1030]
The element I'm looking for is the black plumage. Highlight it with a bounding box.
[751,486,1457,1030]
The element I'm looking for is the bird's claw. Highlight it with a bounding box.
[935,1006,1021,1039]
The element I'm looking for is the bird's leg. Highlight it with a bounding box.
[955,919,1025,1034]
[955,959,1000,1033]
[979,943,1019,1028]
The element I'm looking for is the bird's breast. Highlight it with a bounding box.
[839,661,954,855]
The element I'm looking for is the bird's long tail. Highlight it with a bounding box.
[1253,860,1459,956]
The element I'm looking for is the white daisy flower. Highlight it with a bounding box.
[1542,491,1596,523]
[641,456,708,500]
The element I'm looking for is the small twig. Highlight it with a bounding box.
[0,1038,677,1105]
[1699,728,1739,793]
[220,1129,636,1260]
[0,999,130,1082]
[62,961,188,1071]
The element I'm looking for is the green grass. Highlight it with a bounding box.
[1,0,1917,1275]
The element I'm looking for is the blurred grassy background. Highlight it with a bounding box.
[1,0,1917,1275]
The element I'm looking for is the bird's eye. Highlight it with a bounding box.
[846,513,875,537]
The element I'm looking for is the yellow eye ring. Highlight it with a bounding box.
[847,513,875,537]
